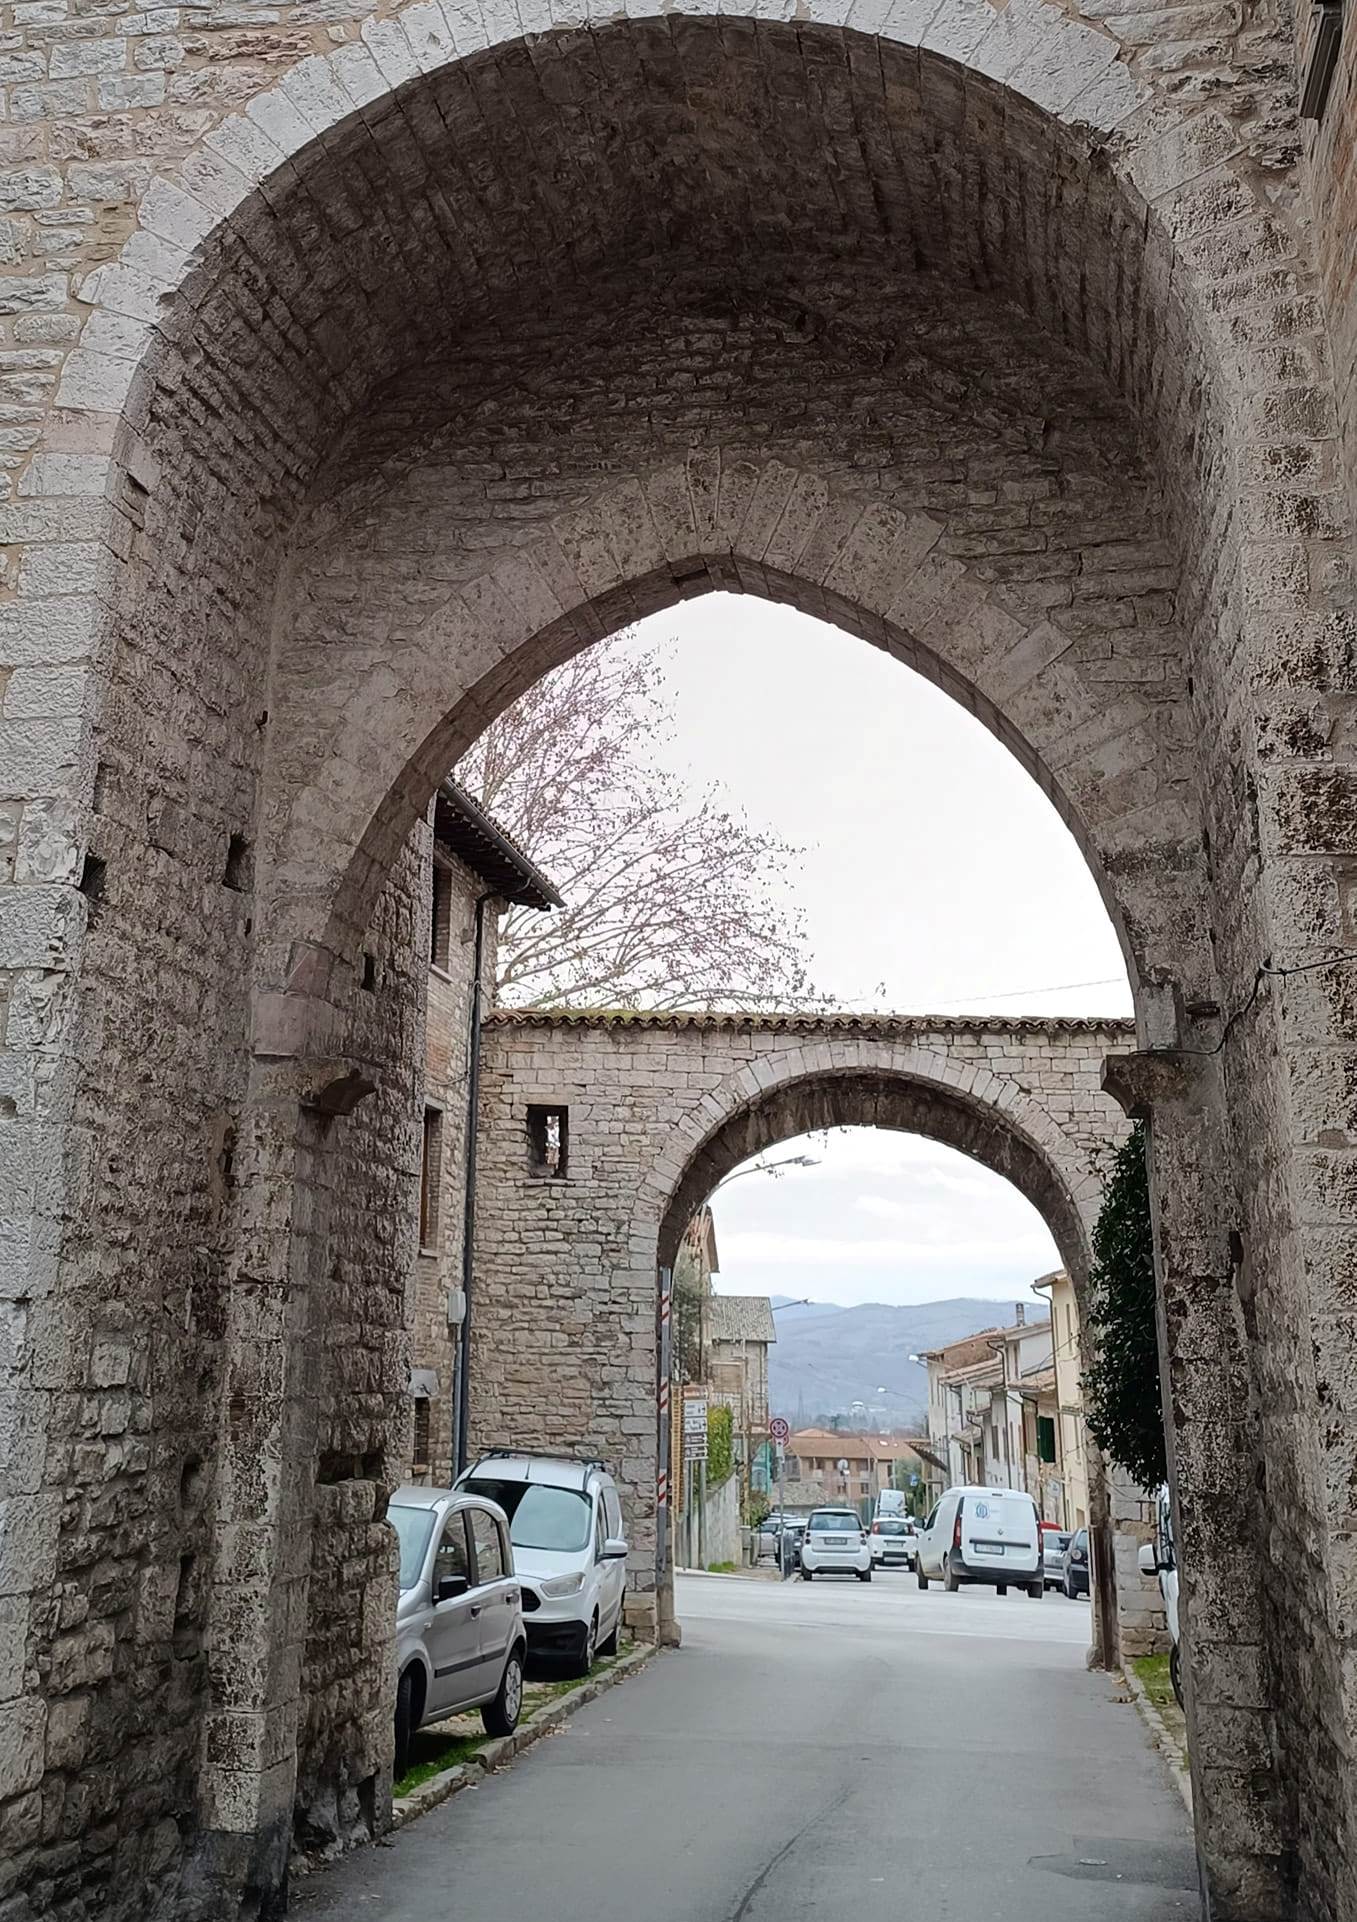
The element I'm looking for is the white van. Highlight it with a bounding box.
[916,1485,1043,1597]
[456,1451,628,1675]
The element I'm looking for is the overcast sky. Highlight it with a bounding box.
[624,594,1132,1308]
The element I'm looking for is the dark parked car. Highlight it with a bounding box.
[1063,1526,1090,1599]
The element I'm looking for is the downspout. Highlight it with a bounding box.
[455,891,495,1477]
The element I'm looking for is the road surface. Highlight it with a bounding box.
[296,1570,1198,1921]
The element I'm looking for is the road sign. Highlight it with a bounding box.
[683,1395,708,1462]
[769,1416,790,1445]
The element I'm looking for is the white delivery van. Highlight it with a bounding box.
[916,1485,1043,1597]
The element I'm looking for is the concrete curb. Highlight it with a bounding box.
[1120,1663,1193,1817]
[390,1641,658,1832]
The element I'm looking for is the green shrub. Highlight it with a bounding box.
[707,1404,734,1487]
[1082,1122,1167,1491]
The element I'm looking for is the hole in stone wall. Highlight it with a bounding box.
[224,832,252,892]
[92,761,112,814]
[412,1397,430,1472]
[78,853,107,924]
[361,952,377,992]
[179,1455,205,1521]
[430,862,453,969]
[316,1451,383,1484]
[420,1107,444,1249]
[527,1104,569,1179]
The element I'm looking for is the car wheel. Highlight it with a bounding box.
[597,1609,620,1659]
[1063,1571,1075,1600]
[567,1612,599,1679]
[1027,1580,1043,1599]
[801,1566,813,1581]
[944,1557,960,1593]
[916,1565,929,1591]
[996,1583,1007,1596]
[858,1568,872,1583]
[1170,1640,1184,1708]
[394,1668,417,1780]
[481,1645,525,1737]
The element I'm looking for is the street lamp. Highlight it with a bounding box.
[708,1152,820,1197]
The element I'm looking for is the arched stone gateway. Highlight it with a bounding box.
[0,1,1353,1918]
[472,1008,1135,1656]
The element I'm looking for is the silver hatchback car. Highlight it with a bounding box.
[388,1485,527,1776]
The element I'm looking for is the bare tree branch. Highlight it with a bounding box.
[455,631,832,1010]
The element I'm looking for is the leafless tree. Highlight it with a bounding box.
[456,633,827,1010]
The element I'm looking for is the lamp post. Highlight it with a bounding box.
[709,1152,820,1197]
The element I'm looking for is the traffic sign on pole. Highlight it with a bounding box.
[769,1416,790,1445]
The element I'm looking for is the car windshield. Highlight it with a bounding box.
[809,1511,859,1532]
[463,1478,592,1552]
[877,1520,909,1535]
[388,1504,437,1590]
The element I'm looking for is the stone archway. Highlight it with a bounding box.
[472,1011,1129,1631]
[0,6,1350,1920]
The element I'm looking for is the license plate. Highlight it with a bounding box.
[975,1543,1005,1555]
[825,1536,848,1546]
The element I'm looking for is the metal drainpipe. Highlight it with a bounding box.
[455,891,494,1478]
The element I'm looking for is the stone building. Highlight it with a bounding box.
[408,781,558,1486]
[784,1429,930,1509]
[1,4,1356,1916]
[1032,1269,1092,1532]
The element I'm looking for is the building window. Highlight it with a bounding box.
[420,1107,443,1250]
[412,1397,431,1472]
[430,861,453,971]
[527,1104,568,1178]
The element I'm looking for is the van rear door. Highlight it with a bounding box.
[961,1491,1039,1575]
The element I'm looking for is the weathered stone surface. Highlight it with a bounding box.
[0,1,1350,1918]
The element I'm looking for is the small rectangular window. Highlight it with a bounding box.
[412,1397,431,1471]
[527,1104,568,1178]
[420,1107,443,1250]
[430,861,453,970]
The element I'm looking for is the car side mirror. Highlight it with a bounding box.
[437,1573,469,1602]
[602,1537,629,1560]
[1137,1541,1159,1578]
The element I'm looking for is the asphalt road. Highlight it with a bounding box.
[296,1570,1198,1921]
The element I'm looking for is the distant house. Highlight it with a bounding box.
[784,1428,931,1509]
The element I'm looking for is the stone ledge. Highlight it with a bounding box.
[390,1640,658,1834]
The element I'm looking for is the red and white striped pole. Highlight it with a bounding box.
[657,1267,672,1581]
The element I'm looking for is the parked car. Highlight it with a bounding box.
[915,1486,1043,1597]
[1138,1485,1183,1705]
[800,1507,872,1581]
[1042,1523,1071,1590]
[388,1485,527,1776]
[869,1515,918,1569]
[456,1452,627,1676]
[761,1513,808,1569]
[1063,1525,1091,1599]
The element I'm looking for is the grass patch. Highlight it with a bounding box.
[707,1560,737,1574]
[392,1644,632,1799]
[394,1727,489,1798]
[1131,1653,1176,1713]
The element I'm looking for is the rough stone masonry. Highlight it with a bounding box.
[0,0,1354,1918]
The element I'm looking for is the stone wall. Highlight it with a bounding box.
[409,844,497,1489]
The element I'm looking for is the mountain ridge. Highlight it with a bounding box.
[757,1294,1050,1428]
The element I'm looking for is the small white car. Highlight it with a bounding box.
[1138,1484,1183,1705]
[916,1485,1043,1597]
[869,1515,918,1568]
[388,1486,527,1777]
[800,1507,872,1581]
[457,1452,628,1675]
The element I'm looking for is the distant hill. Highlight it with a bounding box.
[764,1296,1049,1429]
